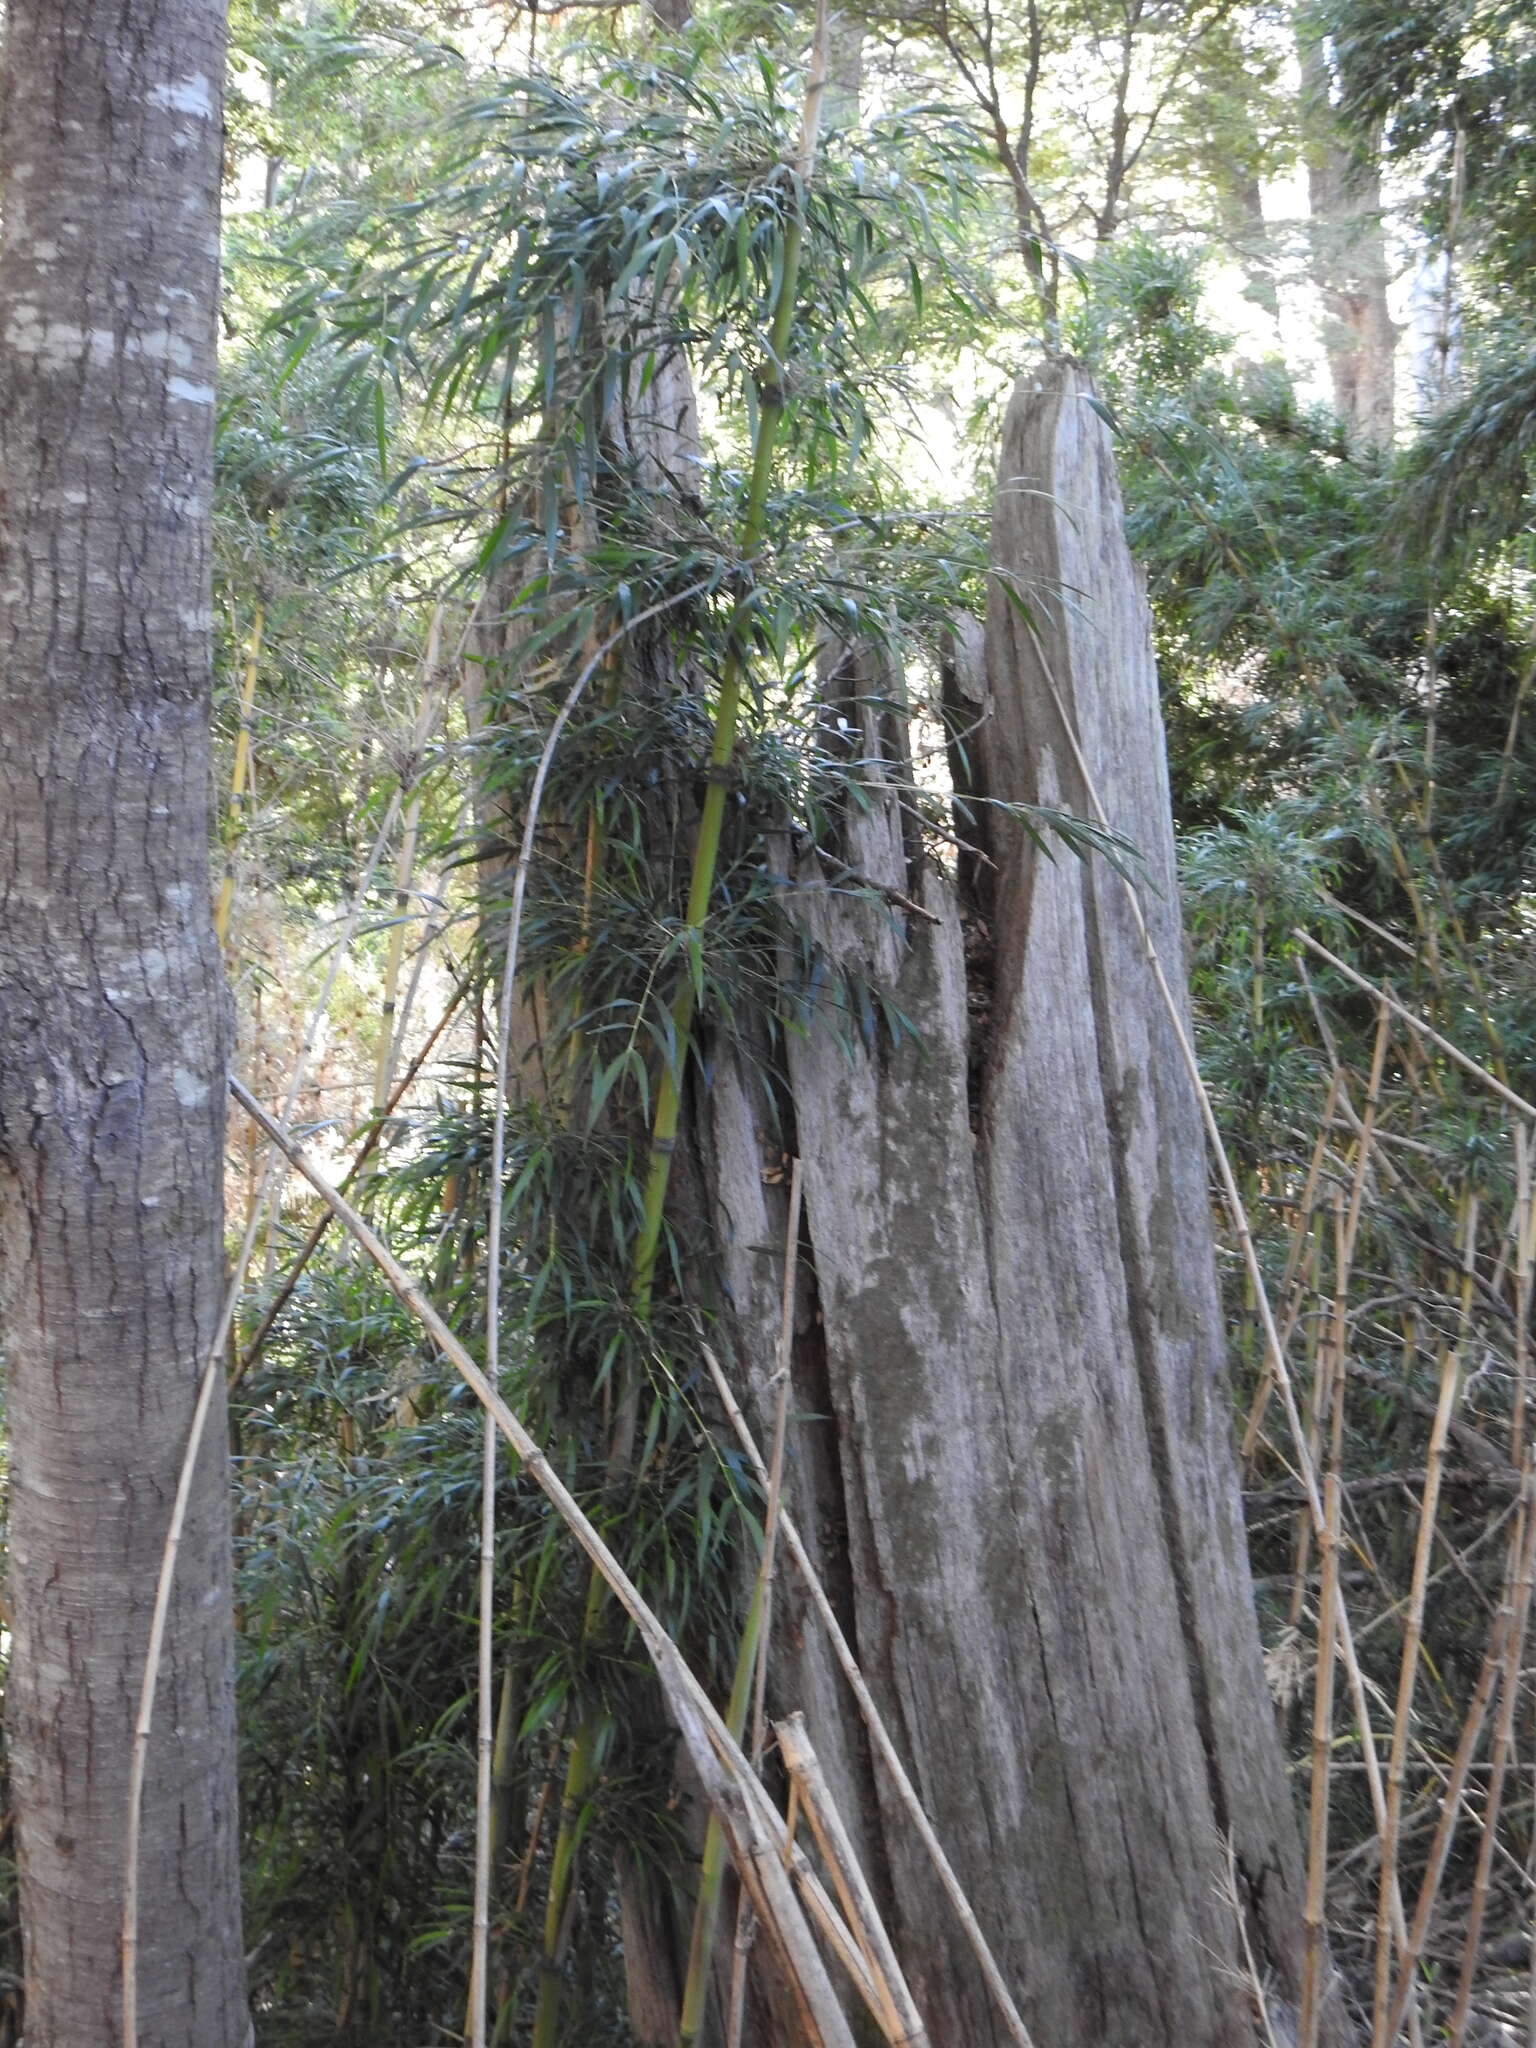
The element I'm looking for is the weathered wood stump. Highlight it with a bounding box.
[704,361,1338,2046]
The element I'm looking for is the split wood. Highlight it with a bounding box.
[1021,610,1414,1964]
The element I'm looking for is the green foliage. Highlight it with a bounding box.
[185,2,1536,2040]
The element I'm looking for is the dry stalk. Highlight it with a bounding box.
[1300,1467,1342,2048]
[1289,1008,1388,1610]
[1242,1069,1340,1467]
[724,1903,756,2048]
[1290,1191,1349,1630]
[514,1720,566,1916]
[1495,645,1536,804]
[1303,1191,1354,2048]
[1381,1490,1536,2046]
[1514,1125,1534,1468]
[1371,1208,1468,2048]
[232,968,472,1388]
[1294,933,1536,1124]
[1448,1462,1536,2045]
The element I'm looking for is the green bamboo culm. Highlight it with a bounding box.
[674,26,833,2043]
[529,1564,608,2048]
[530,18,831,2042]
[529,1712,604,2048]
[626,246,806,1310]
[628,4,830,1319]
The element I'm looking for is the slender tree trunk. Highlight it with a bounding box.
[1297,24,1396,450]
[703,364,1345,2046]
[825,14,863,129]
[0,6,247,2045]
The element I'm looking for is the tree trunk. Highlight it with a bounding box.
[1212,167,1280,325]
[1297,24,1396,450]
[702,363,1343,2045]
[0,6,247,2045]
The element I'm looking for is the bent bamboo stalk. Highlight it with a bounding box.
[231,1077,867,2048]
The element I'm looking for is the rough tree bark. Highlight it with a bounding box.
[0,5,247,2044]
[702,363,1343,2045]
[1297,23,1396,450]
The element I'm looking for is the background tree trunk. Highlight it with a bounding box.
[0,5,247,2044]
[1297,23,1397,450]
[703,363,1341,2045]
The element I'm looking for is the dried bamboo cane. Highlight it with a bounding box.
[1294,933,1536,1124]
[1302,1183,1353,2048]
[1447,1462,1536,2045]
[1299,1466,1342,2048]
[1381,1493,1536,2047]
[724,1904,755,2048]
[1515,1125,1535,1469]
[1371,1210,1469,2048]
[1496,645,1536,807]
[1242,1068,1341,1466]
[515,1730,562,1916]
[776,1713,930,2048]
[232,969,471,1388]
[1290,1191,1348,1631]
[1290,1009,1386,1616]
[231,1079,872,2048]
[1445,1147,1536,2043]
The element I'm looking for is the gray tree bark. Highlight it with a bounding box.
[702,363,1342,2045]
[0,5,247,2044]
